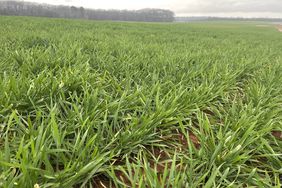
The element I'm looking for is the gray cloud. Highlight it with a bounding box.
[172,0,282,14]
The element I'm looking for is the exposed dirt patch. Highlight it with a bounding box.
[276,25,282,32]
[257,24,282,32]
[272,131,282,140]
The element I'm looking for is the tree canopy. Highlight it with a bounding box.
[0,1,175,22]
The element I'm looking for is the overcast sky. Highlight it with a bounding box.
[22,0,282,18]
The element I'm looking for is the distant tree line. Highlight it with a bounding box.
[175,16,282,22]
[0,1,175,22]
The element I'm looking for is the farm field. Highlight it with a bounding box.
[0,16,282,187]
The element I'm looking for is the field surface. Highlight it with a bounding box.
[0,16,282,187]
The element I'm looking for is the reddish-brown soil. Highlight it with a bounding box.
[272,131,282,140]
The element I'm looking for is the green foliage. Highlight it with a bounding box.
[0,16,281,187]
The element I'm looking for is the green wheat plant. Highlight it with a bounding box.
[0,16,281,187]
